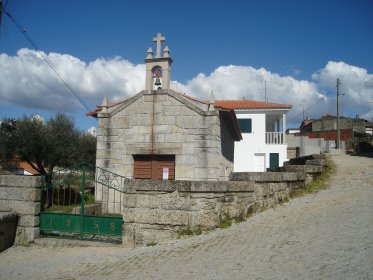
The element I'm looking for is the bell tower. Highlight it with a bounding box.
[145,33,173,91]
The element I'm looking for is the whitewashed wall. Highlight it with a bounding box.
[234,112,288,172]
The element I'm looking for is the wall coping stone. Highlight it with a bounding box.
[229,172,305,182]
[0,175,41,188]
[126,180,256,193]
[279,165,323,174]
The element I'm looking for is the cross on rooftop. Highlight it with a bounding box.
[153,33,165,58]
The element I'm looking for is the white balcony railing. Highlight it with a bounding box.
[266,132,284,144]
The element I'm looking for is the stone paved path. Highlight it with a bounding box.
[0,154,372,280]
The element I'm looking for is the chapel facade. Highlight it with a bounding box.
[89,33,242,181]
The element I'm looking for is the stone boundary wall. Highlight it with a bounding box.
[0,175,41,244]
[0,212,18,252]
[279,154,328,182]
[123,173,305,246]
[284,154,327,167]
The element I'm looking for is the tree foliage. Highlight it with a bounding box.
[0,113,96,175]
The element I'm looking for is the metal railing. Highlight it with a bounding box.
[93,165,130,214]
[94,165,129,193]
[265,132,284,144]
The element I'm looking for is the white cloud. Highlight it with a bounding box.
[312,61,373,120]
[0,49,145,111]
[0,49,372,126]
[31,114,45,122]
[87,126,97,137]
[171,65,328,126]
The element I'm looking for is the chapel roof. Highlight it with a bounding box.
[86,93,292,117]
[86,99,128,116]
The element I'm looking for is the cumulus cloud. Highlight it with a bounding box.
[172,65,328,126]
[0,49,372,126]
[312,61,373,120]
[0,49,145,111]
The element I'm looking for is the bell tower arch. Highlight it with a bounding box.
[145,33,173,91]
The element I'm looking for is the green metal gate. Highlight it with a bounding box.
[40,163,127,242]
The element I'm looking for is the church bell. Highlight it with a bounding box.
[154,78,161,87]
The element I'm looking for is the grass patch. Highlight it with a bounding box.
[305,157,336,194]
[219,214,233,229]
[290,188,305,199]
[177,226,203,237]
[177,226,194,236]
[145,241,157,247]
[219,212,246,229]
[45,204,77,213]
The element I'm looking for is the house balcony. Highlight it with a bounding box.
[266,132,284,144]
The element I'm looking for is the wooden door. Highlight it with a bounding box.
[133,155,175,180]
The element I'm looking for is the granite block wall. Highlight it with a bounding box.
[122,173,305,246]
[0,175,41,244]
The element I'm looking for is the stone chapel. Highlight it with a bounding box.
[88,33,242,181]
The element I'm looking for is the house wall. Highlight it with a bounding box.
[287,134,346,156]
[296,129,353,141]
[234,112,287,172]
[96,91,233,181]
[234,113,265,172]
[310,118,366,133]
[265,144,288,168]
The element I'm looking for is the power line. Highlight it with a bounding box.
[287,97,325,123]
[4,9,91,112]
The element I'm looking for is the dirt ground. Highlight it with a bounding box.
[0,154,372,280]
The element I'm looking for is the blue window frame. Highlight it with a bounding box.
[238,119,252,133]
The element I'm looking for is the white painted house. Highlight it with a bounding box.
[215,100,292,172]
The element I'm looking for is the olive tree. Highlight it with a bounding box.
[0,113,96,175]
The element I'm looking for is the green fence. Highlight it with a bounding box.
[40,163,126,241]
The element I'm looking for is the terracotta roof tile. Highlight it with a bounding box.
[11,161,46,175]
[178,92,209,104]
[86,99,128,116]
[214,100,292,110]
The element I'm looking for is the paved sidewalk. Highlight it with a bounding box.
[0,154,372,279]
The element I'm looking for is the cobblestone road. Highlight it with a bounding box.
[0,154,372,280]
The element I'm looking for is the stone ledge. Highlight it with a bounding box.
[305,159,328,166]
[229,172,305,182]
[0,175,41,188]
[129,180,179,192]
[279,165,324,174]
[284,154,327,166]
[179,181,256,192]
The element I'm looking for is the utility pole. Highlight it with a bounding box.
[336,78,341,149]
[302,104,305,121]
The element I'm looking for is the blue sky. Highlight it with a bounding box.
[0,0,372,131]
